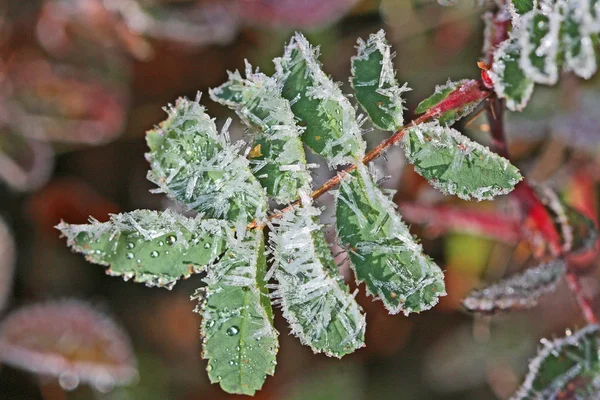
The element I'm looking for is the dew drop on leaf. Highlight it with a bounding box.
[126,253,134,260]
[166,235,177,246]
[150,251,159,258]
[226,326,240,336]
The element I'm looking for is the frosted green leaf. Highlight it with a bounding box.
[335,164,446,315]
[350,29,409,131]
[193,228,278,396]
[462,259,566,314]
[414,79,487,127]
[559,1,598,79]
[210,65,311,204]
[57,210,229,289]
[275,33,366,167]
[268,193,366,357]
[401,122,522,201]
[512,324,600,400]
[518,10,561,85]
[146,95,268,224]
[509,0,538,23]
[490,37,535,111]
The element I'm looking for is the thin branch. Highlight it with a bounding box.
[484,93,599,325]
[248,90,491,229]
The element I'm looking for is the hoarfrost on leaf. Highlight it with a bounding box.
[275,33,366,167]
[193,227,278,396]
[145,95,268,224]
[401,122,522,200]
[335,164,446,315]
[350,29,409,131]
[210,65,311,204]
[512,324,600,399]
[462,259,566,313]
[268,192,366,357]
[57,209,230,289]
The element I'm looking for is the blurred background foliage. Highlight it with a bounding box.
[0,0,599,399]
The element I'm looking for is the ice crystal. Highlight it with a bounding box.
[274,33,366,167]
[193,227,278,396]
[268,192,366,357]
[401,122,522,201]
[57,209,230,289]
[335,164,446,315]
[210,64,311,204]
[146,95,268,224]
[462,259,566,313]
[351,29,410,131]
[512,324,600,400]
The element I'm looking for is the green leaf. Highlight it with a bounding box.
[564,205,599,259]
[414,79,487,127]
[513,324,600,399]
[509,0,538,20]
[275,33,366,167]
[210,66,311,204]
[335,164,446,315]
[269,194,366,357]
[518,10,561,85]
[351,30,409,131]
[194,228,278,396]
[57,210,229,289]
[401,122,523,201]
[490,37,535,111]
[146,96,268,223]
[559,1,598,79]
[462,259,566,314]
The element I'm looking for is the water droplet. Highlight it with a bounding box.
[158,240,164,247]
[136,259,142,264]
[150,251,159,258]
[228,360,235,366]
[167,235,177,245]
[204,242,211,249]
[226,326,240,336]
[126,252,134,259]
[127,242,135,249]
[165,250,170,255]
[59,372,80,391]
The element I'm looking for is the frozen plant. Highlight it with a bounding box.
[59,0,600,395]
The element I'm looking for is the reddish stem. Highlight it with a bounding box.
[485,94,598,325]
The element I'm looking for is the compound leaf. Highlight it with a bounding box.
[269,194,366,357]
[210,66,311,204]
[351,29,409,131]
[414,79,487,127]
[401,122,522,201]
[512,324,600,399]
[335,164,446,315]
[462,259,566,314]
[275,33,365,167]
[57,210,229,289]
[194,228,278,396]
[146,96,268,223]
[490,37,535,111]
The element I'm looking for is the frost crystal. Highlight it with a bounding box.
[335,164,446,315]
[268,193,366,357]
[57,209,230,289]
[210,65,311,204]
[462,259,566,313]
[146,95,268,224]
[512,324,600,400]
[518,10,561,85]
[351,29,410,131]
[193,227,278,396]
[402,122,522,200]
[275,33,366,167]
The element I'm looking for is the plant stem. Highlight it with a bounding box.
[484,94,599,325]
[248,92,489,229]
